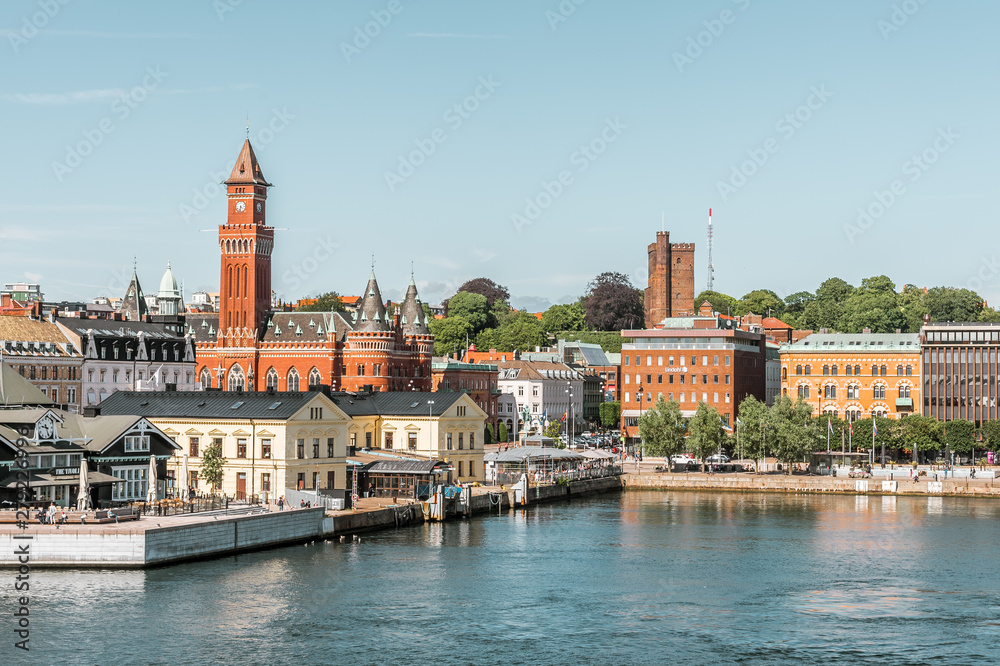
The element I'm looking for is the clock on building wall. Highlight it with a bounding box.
[35,415,56,442]
[256,202,262,212]
[235,201,246,212]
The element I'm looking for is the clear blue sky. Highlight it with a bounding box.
[1,0,996,311]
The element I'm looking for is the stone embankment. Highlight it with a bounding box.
[623,472,1000,497]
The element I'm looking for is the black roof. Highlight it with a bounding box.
[331,391,466,417]
[366,459,451,474]
[97,390,469,420]
[98,390,323,419]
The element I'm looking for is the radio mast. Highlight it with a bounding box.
[707,208,715,291]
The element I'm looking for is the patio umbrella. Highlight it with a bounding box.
[180,454,190,500]
[146,454,158,503]
[76,459,91,511]
[912,442,918,464]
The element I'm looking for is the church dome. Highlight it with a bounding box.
[158,262,180,299]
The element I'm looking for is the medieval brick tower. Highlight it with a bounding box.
[644,231,695,326]
[219,139,274,341]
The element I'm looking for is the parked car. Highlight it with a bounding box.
[706,454,731,463]
[670,454,698,469]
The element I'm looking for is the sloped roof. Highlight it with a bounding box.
[355,271,389,332]
[98,390,325,420]
[332,391,467,417]
[366,459,451,474]
[225,139,272,186]
[0,363,55,407]
[783,332,919,352]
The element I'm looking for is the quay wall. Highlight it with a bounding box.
[529,476,623,503]
[623,473,1000,497]
[0,531,146,568]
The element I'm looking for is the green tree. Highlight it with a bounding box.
[768,397,817,474]
[688,402,726,472]
[428,316,473,356]
[446,291,490,333]
[543,421,564,447]
[496,311,546,352]
[637,397,686,460]
[498,421,508,443]
[540,303,586,333]
[943,419,975,455]
[898,414,942,460]
[836,276,906,333]
[201,443,225,493]
[599,401,621,429]
[736,395,768,473]
[693,290,738,316]
[735,289,785,317]
[296,291,346,312]
[923,287,984,323]
[979,420,1000,450]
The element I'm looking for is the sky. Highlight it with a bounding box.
[1,0,997,312]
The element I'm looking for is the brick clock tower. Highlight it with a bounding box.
[219,139,274,341]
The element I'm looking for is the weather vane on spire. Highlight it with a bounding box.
[246,115,251,139]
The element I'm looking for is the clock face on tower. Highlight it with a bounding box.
[256,202,262,213]
[235,201,246,213]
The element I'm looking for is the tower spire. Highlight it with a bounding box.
[707,208,715,291]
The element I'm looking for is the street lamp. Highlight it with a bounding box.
[426,399,435,500]
[634,385,645,456]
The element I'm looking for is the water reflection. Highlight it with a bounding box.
[10,492,1000,664]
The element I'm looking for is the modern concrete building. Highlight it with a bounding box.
[919,321,1000,425]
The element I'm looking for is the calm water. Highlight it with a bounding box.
[6,491,1000,665]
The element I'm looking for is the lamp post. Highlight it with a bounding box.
[426,399,435,500]
[635,385,645,457]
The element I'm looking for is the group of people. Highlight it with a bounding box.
[275,496,314,511]
[35,503,67,525]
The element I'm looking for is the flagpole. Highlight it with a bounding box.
[826,418,830,454]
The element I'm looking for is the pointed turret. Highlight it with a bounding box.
[225,139,272,186]
[157,261,181,316]
[356,270,389,332]
[121,268,147,321]
[400,273,430,335]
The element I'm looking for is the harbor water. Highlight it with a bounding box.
[7,491,1000,664]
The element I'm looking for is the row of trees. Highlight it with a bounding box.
[696,276,1000,334]
[638,392,999,474]
[428,274,644,356]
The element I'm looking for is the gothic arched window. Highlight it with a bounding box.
[200,367,212,389]
[266,368,278,390]
[309,368,322,387]
[228,364,245,392]
[287,368,300,392]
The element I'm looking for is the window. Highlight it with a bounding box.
[408,432,417,451]
[447,433,453,450]
[823,365,829,376]
[690,356,697,366]
[228,364,245,391]
[854,365,861,375]
[646,355,652,366]
[470,432,475,449]
[384,432,393,450]
[112,466,148,501]
[657,374,663,384]
[874,385,886,400]
[714,375,719,384]
[847,385,858,399]
[266,368,278,390]
[200,368,212,389]
[262,438,271,459]
[702,375,708,384]
[871,365,878,376]
[725,356,730,367]
[896,365,903,376]
[189,437,200,457]
[804,365,811,375]
[123,435,150,452]
[327,437,335,457]
[68,388,77,404]
[309,368,322,387]
[190,471,198,490]
[899,385,911,398]
[906,365,912,376]
[846,365,853,376]
[237,438,247,458]
[313,438,320,458]
[296,439,305,459]
[469,462,475,478]
[880,365,887,376]
[458,433,464,450]
[725,375,730,385]
[714,355,719,365]
[373,364,381,377]
[798,385,810,399]
[310,407,323,420]
[458,461,464,477]
[831,366,838,376]
[261,473,271,493]
[287,368,300,391]
[624,355,630,366]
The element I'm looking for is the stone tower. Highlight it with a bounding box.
[644,231,695,327]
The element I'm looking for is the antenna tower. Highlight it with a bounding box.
[707,208,715,291]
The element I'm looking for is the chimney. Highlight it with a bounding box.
[83,406,100,417]
[895,329,901,334]
[862,328,872,334]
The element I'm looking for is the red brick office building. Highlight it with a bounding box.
[190,140,434,392]
[619,316,767,446]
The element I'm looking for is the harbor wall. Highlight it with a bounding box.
[622,473,1000,497]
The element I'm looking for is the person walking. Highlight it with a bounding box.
[277,496,284,511]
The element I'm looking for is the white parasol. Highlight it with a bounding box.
[180,454,190,500]
[76,458,91,510]
[146,454,158,503]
